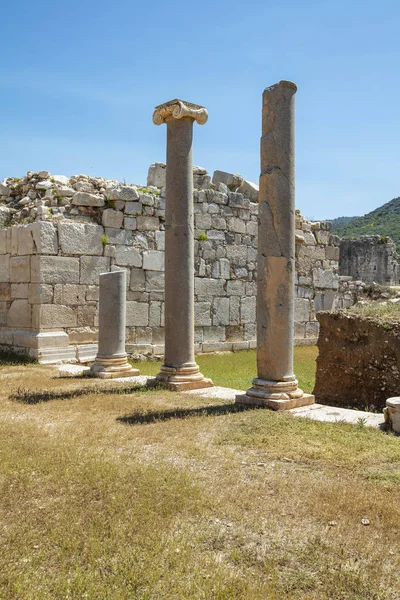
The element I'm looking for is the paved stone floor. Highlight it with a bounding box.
[57,364,387,429]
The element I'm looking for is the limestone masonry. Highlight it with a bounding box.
[0,165,365,362]
[339,236,399,286]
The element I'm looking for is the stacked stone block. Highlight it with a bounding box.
[0,166,359,361]
[193,188,258,352]
[295,211,345,341]
[339,236,399,286]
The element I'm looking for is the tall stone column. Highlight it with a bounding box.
[152,99,213,391]
[90,270,140,379]
[237,81,314,409]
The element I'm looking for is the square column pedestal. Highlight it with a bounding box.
[236,379,314,411]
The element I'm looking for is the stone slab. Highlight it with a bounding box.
[236,392,315,411]
[161,378,214,392]
[12,330,69,349]
[290,403,385,428]
[34,346,77,364]
[76,344,98,363]
[184,385,245,400]
[183,389,385,429]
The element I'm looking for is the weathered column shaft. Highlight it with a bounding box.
[236,81,314,410]
[97,270,127,358]
[152,99,213,391]
[164,117,195,367]
[257,81,296,382]
[90,270,140,379]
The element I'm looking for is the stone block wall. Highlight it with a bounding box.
[339,236,399,286]
[293,212,365,340]
[0,166,362,361]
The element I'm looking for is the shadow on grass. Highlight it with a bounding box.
[10,383,155,405]
[0,350,36,366]
[117,402,256,425]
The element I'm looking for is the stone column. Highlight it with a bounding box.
[384,397,400,433]
[152,99,212,391]
[90,270,140,379]
[237,81,314,409]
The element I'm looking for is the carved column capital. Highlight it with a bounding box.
[153,99,208,126]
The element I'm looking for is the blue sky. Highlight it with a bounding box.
[1,0,399,219]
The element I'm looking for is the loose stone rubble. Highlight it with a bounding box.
[0,164,365,362]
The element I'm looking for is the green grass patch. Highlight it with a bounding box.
[130,346,318,394]
[217,406,400,469]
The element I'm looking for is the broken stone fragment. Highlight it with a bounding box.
[214,182,229,194]
[0,206,11,227]
[54,185,75,197]
[52,175,69,185]
[0,182,10,197]
[71,192,105,207]
[237,179,259,202]
[193,165,208,175]
[147,162,166,188]
[73,181,95,193]
[193,167,211,190]
[104,185,139,201]
[212,170,244,191]
[35,180,52,190]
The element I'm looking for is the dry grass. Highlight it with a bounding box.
[1,356,400,599]
[348,300,400,323]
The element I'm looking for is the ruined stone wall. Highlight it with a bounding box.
[339,236,399,286]
[0,167,360,361]
[314,310,400,410]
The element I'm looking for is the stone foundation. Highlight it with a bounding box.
[314,311,400,410]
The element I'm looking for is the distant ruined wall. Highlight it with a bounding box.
[339,236,399,286]
[0,165,362,362]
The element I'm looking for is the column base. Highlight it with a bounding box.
[90,355,140,379]
[156,362,213,391]
[384,397,400,433]
[236,378,315,410]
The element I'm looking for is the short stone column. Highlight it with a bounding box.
[152,99,213,391]
[237,81,314,410]
[384,397,400,433]
[90,271,140,379]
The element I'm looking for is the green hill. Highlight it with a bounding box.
[330,197,400,251]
